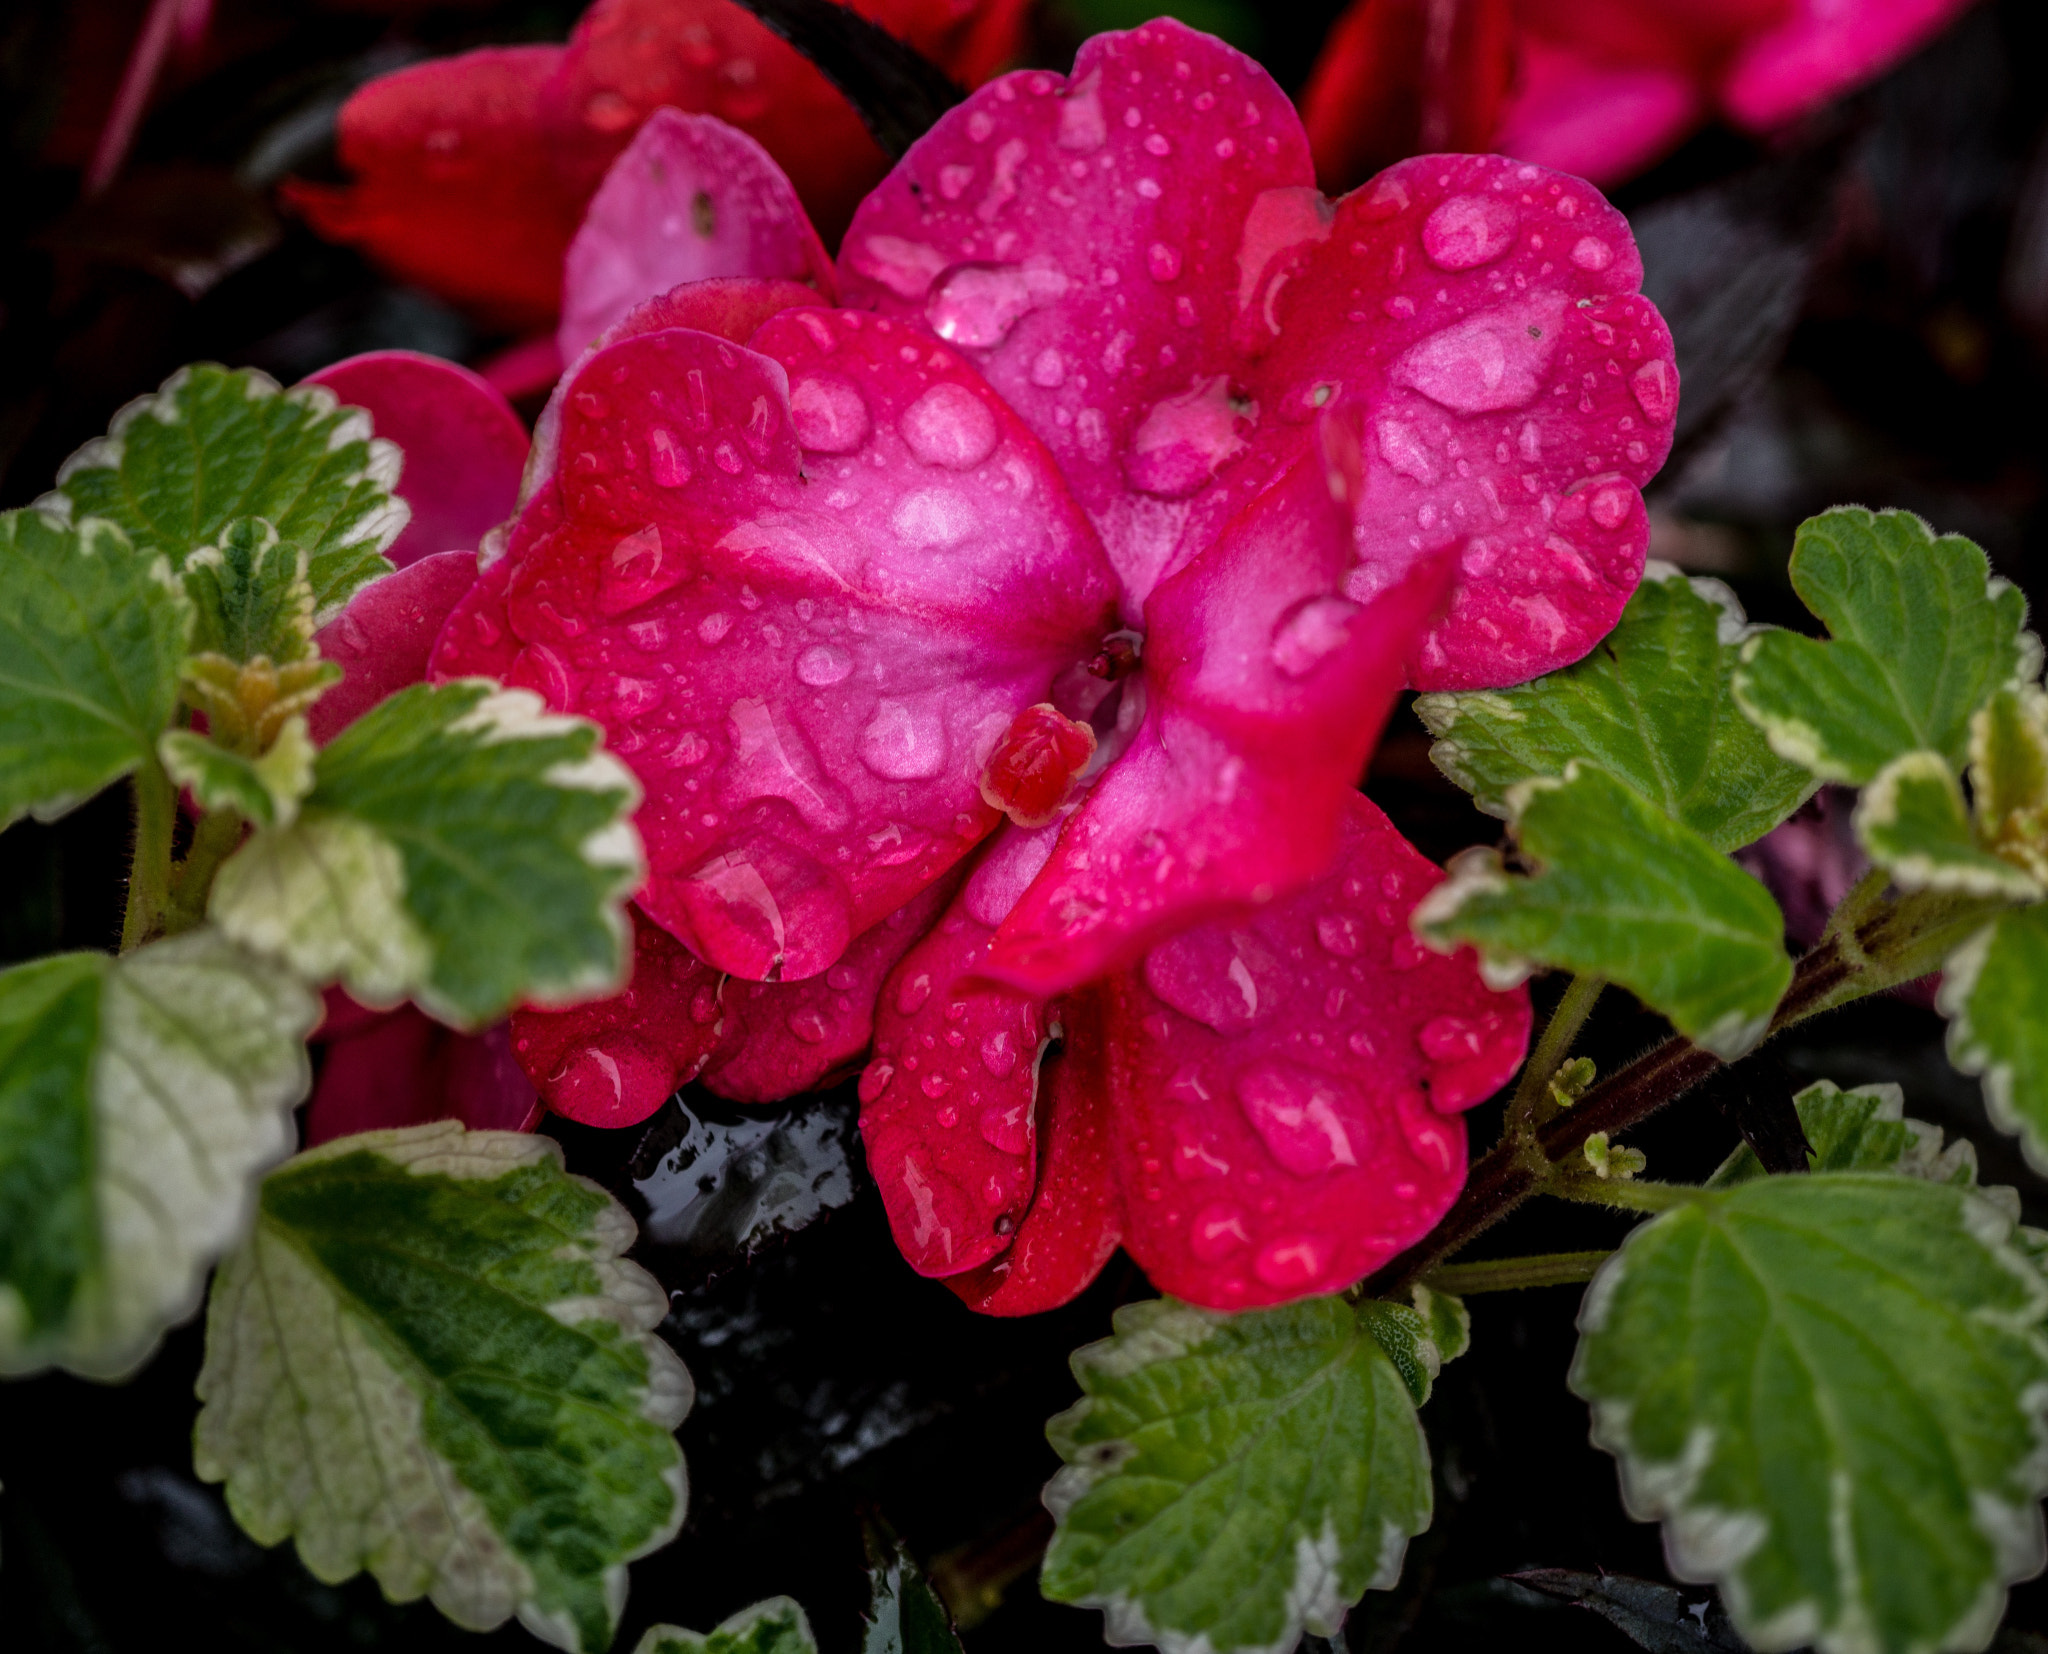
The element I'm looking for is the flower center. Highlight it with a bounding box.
[979,704,1097,829]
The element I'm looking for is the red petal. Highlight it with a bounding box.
[984,448,1454,994]
[1300,0,1516,194]
[1721,0,1976,131]
[860,860,1059,1278]
[310,550,481,744]
[309,1001,541,1146]
[508,903,724,1127]
[558,109,836,365]
[1490,37,1705,185]
[1101,793,1530,1310]
[305,351,529,569]
[945,984,1122,1316]
[703,869,959,1103]
[284,46,576,331]
[434,311,1118,982]
[839,23,1674,688]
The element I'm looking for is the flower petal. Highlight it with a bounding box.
[943,983,1123,1315]
[1721,0,1976,132]
[308,999,540,1146]
[558,109,836,366]
[985,442,1455,993]
[860,864,1059,1278]
[507,903,724,1127]
[304,352,529,569]
[1490,35,1704,185]
[840,19,1675,687]
[703,868,960,1103]
[434,310,1119,981]
[1300,0,1516,194]
[1100,793,1530,1310]
[310,550,482,744]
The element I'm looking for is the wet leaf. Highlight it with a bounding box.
[1417,565,1814,853]
[1733,508,2034,786]
[1041,1296,1440,1654]
[210,681,641,1028]
[195,1122,692,1653]
[1571,1174,2048,1654]
[0,930,316,1379]
[1413,763,1791,1058]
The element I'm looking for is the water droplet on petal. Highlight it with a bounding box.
[1316,914,1363,957]
[1271,596,1360,679]
[1570,235,1614,272]
[788,1009,830,1044]
[1421,194,1519,270]
[1125,374,1248,498]
[979,1027,1019,1077]
[790,376,870,454]
[1392,294,1568,413]
[1144,929,1288,1033]
[1253,1235,1331,1289]
[1189,1202,1250,1262]
[597,524,689,615]
[1236,1062,1368,1176]
[901,382,999,470]
[648,427,691,487]
[1030,348,1066,387]
[924,263,1040,349]
[977,1097,1031,1154]
[795,643,853,686]
[1631,358,1676,422]
[861,699,948,779]
[859,1061,895,1103]
[1147,242,1183,281]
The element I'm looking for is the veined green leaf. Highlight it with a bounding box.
[1854,752,2042,900]
[160,715,317,829]
[1940,905,2048,1174]
[210,681,642,1027]
[862,1523,965,1654]
[1707,1079,1981,1188]
[183,516,316,663]
[1971,687,2048,884]
[1040,1295,1440,1654]
[637,1598,818,1654]
[1417,565,1814,852]
[0,509,191,827]
[0,929,316,1379]
[195,1122,692,1653]
[1571,1174,2048,1654]
[1732,508,2033,785]
[1413,763,1791,1058]
[51,362,405,621]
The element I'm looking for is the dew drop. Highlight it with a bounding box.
[861,699,948,779]
[901,382,999,470]
[1030,348,1066,387]
[795,643,853,686]
[977,1097,1031,1154]
[859,1062,895,1103]
[1392,294,1568,414]
[789,375,870,453]
[1316,913,1363,957]
[1189,1202,1251,1262]
[1146,242,1183,282]
[1421,194,1519,270]
[1253,1235,1331,1289]
[979,1027,1019,1077]
[648,427,691,487]
[1236,1062,1367,1177]
[897,972,933,1014]
[788,1009,830,1044]
[1124,374,1247,498]
[1631,358,1676,422]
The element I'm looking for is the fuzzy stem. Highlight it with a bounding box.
[1504,974,1604,1130]
[1421,1250,1612,1295]
[165,807,245,935]
[1544,1176,1698,1214]
[120,757,176,952]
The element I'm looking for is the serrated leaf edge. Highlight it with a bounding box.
[1853,752,2043,901]
[1939,916,2048,1178]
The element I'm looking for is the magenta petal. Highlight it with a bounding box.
[308,1002,541,1147]
[1102,793,1530,1310]
[1489,36,1703,186]
[304,351,529,569]
[508,903,724,1127]
[1721,0,1975,131]
[945,986,1123,1316]
[860,889,1055,1278]
[310,550,482,743]
[703,870,960,1104]
[558,109,836,365]
[435,311,1119,981]
[985,451,1454,995]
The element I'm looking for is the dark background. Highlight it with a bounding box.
[5,1,2048,1649]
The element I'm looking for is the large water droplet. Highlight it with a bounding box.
[1376,417,1436,484]
[1189,1202,1250,1262]
[723,699,849,830]
[787,1009,830,1044]
[795,643,853,687]
[901,382,999,470]
[979,1027,1019,1078]
[1235,1061,1368,1177]
[1631,358,1676,422]
[1417,1015,1486,1062]
[861,699,948,779]
[1143,928,1288,1034]
[891,488,978,548]
[924,262,1067,349]
[1058,67,1106,151]
[1253,1235,1332,1289]
[1316,914,1363,957]
[1125,374,1248,498]
[1421,194,1520,270]
[597,524,689,616]
[1270,596,1360,679]
[977,1097,1031,1154]
[648,427,691,488]
[1392,294,1569,414]
[789,376,870,454]
[1570,235,1614,272]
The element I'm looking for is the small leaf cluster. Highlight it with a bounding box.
[0,366,665,1651]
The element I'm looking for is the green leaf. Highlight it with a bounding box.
[0,509,191,827]
[1040,1295,1437,1654]
[210,681,642,1027]
[862,1523,966,1654]
[1413,763,1791,1058]
[636,1598,819,1654]
[1570,1173,2048,1654]
[1708,1079,1981,1187]
[52,363,406,621]
[160,715,317,829]
[1409,1282,1471,1367]
[1853,752,2042,900]
[0,929,316,1379]
[1732,508,2034,785]
[183,516,316,663]
[194,1121,693,1653]
[1416,565,1814,852]
[1971,687,2048,884]
[1940,904,2048,1174]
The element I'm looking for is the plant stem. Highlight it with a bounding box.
[1369,877,2012,1294]
[1504,973,1604,1129]
[1545,1176,1697,1214]
[120,756,176,952]
[165,807,245,934]
[1421,1250,1612,1295]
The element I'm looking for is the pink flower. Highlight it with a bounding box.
[401,18,1683,1312]
[1302,0,1980,194]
